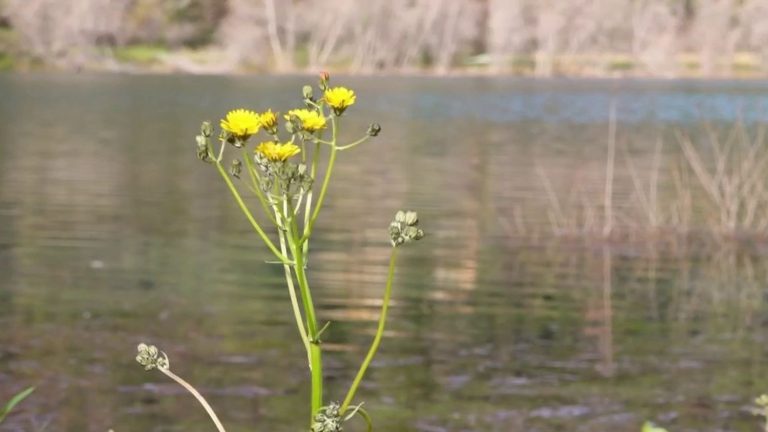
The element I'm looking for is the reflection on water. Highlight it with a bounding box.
[1,74,768,431]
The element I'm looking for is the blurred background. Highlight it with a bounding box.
[3,2,768,432]
[0,0,768,76]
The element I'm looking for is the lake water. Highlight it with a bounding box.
[2,74,768,432]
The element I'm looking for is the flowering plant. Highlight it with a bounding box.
[136,73,423,432]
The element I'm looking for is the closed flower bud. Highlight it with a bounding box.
[230,159,242,178]
[196,135,211,162]
[319,71,330,90]
[303,85,314,101]
[200,121,213,137]
[404,210,418,226]
[389,210,424,247]
[311,402,342,432]
[136,343,170,371]
[367,123,382,137]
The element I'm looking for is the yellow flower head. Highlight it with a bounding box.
[221,109,261,139]
[259,109,278,131]
[284,109,326,132]
[255,141,302,162]
[324,87,356,114]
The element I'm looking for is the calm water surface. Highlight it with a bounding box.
[2,74,768,431]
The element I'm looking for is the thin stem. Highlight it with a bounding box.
[340,248,399,414]
[288,221,319,336]
[309,343,323,420]
[160,368,227,432]
[302,116,339,244]
[273,196,311,361]
[214,162,290,265]
[355,407,373,432]
[301,141,322,256]
[243,150,278,226]
[336,135,371,151]
[287,219,323,418]
[216,139,226,162]
[293,190,306,217]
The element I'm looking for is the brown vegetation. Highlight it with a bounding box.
[1,0,768,75]
[515,121,768,248]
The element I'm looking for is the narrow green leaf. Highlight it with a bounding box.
[0,387,35,423]
[642,420,669,432]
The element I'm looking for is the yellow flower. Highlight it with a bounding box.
[285,109,326,132]
[324,87,356,114]
[221,109,261,139]
[255,141,302,162]
[259,109,278,131]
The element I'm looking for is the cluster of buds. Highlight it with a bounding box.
[389,210,425,247]
[136,343,170,371]
[255,153,313,198]
[311,402,343,432]
[196,122,214,162]
[367,123,381,137]
[229,159,243,178]
[752,394,768,418]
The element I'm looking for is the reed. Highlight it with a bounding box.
[524,119,768,248]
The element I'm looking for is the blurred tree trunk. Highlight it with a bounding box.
[263,0,294,70]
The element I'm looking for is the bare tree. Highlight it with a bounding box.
[486,0,531,72]
[688,0,740,75]
[3,0,768,75]
[740,0,768,71]
[6,0,130,66]
[630,0,680,76]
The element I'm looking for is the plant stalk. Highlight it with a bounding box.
[215,162,290,265]
[160,368,227,432]
[340,248,399,414]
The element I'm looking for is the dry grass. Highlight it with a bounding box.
[505,121,768,248]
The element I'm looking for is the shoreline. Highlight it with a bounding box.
[3,64,768,81]
[2,48,767,81]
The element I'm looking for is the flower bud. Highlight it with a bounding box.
[404,211,418,226]
[367,123,382,137]
[319,71,330,90]
[311,402,342,432]
[196,135,211,162]
[200,121,213,137]
[230,159,242,178]
[303,85,314,101]
[389,210,424,247]
[136,343,170,371]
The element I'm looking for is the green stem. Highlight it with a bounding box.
[242,150,278,226]
[214,162,290,265]
[287,219,323,419]
[273,197,311,361]
[336,135,371,151]
[302,117,339,244]
[356,407,373,432]
[340,248,399,414]
[301,141,322,257]
[160,368,227,432]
